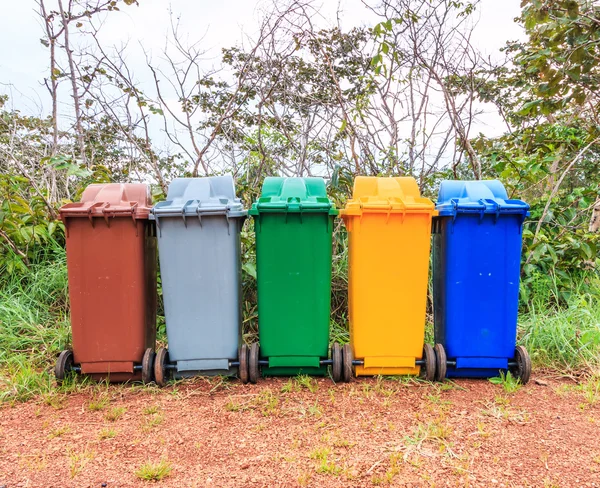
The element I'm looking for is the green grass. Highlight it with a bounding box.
[0,240,598,404]
[135,459,173,481]
[0,250,70,403]
[519,275,600,371]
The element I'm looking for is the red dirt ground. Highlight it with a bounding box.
[1,374,599,487]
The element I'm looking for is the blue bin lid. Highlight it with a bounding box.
[152,175,246,218]
[435,180,529,218]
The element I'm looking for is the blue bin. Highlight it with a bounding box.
[432,180,531,381]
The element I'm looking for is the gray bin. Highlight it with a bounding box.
[152,176,246,379]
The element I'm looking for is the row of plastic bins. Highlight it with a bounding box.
[55,175,532,386]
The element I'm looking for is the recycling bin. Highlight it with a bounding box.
[248,177,350,382]
[151,176,247,385]
[340,177,443,380]
[432,180,531,382]
[55,183,157,383]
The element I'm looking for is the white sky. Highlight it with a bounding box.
[0,0,525,157]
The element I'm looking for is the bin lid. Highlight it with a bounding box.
[340,176,435,216]
[151,176,246,218]
[435,180,529,217]
[59,183,152,220]
[249,177,337,215]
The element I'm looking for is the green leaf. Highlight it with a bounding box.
[242,262,256,279]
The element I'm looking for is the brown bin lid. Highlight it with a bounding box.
[60,183,152,221]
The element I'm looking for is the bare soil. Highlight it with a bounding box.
[1,374,599,487]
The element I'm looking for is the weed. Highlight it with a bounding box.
[296,375,318,393]
[489,371,522,393]
[255,389,279,416]
[309,446,342,475]
[48,424,71,439]
[135,459,173,481]
[42,392,67,410]
[68,446,94,478]
[104,406,126,422]
[87,395,109,411]
[141,413,164,432]
[142,405,161,415]
[406,417,453,446]
[98,427,117,440]
[576,375,600,406]
[225,398,245,412]
[308,401,322,418]
[481,398,531,423]
[297,471,311,486]
[281,378,298,394]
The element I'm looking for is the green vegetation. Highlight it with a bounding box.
[135,459,173,481]
[0,0,599,403]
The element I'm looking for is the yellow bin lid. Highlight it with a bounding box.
[340,176,436,217]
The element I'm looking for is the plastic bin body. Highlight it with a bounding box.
[433,180,529,377]
[152,176,246,376]
[60,184,157,381]
[341,177,436,376]
[250,177,337,376]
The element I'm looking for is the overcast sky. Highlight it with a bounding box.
[0,0,525,166]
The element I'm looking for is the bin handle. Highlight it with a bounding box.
[181,199,196,228]
[483,198,501,223]
[87,202,109,227]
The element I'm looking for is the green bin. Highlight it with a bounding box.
[249,177,349,380]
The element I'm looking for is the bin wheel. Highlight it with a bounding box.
[510,345,532,385]
[55,350,74,384]
[331,343,342,382]
[239,344,249,384]
[142,348,155,384]
[154,347,171,387]
[342,344,353,383]
[421,344,436,381]
[249,343,260,384]
[434,344,447,382]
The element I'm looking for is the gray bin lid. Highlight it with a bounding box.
[152,175,247,219]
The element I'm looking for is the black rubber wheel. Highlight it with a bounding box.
[420,344,436,381]
[55,350,74,384]
[331,343,342,382]
[154,347,170,387]
[342,344,353,383]
[249,343,260,384]
[142,348,155,384]
[239,344,249,384]
[434,343,447,382]
[511,345,532,385]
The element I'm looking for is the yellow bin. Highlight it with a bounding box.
[340,177,439,379]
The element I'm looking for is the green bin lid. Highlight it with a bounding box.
[249,177,338,215]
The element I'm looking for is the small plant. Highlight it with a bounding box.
[98,427,117,440]
[308,401,322,418]
[135,459,173,481]
[224,397,244,412]
[489,371,522,393]
[68,446,94,478]
[42,392,67,410]
[577,375,600,406]
[296,375,318,393]
[309,446,341,475]
[104,406,126,422]
[87,395,109,411]
[297,471,311,486]
[141,413,165,432]
[255,389,279,416]
[281,378,298,394]
[142,405,160,416]
[48,425,71,439]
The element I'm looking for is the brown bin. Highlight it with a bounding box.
[55,183,157,383]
